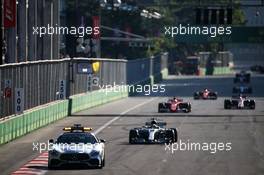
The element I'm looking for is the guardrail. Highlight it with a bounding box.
[0,53,168,118]
[0,58,131,117]
[200,66,233,76]
[0,88,129,145]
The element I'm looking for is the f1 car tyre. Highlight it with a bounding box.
[186,103,191,113]
[158,103,171,113]
[165,130,175,143]
[193,92,200,99]
[209,93,217,100]
[158,103,163,113]
[224,100,231,109]
[188,104,191,113]
[177,103,191,113]
[129,130,137,144]
[249,100,255,109]
[170,128,178,142]
[158,103,167,113]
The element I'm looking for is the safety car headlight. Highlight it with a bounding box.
[90,150,100,157]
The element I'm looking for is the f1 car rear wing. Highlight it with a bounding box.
[145,122,167,127]
[232,94,247,99]
[145,118,167,127]
[168,98,183,102]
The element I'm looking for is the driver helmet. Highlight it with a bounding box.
[173,97,178,101]
[151,120,158,125]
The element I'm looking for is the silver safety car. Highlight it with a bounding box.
[48,124,105,169]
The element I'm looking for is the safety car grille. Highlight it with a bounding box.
[60,153,90,161]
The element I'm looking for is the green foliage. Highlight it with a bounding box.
[62,0,246,59]
[233,9,246,25]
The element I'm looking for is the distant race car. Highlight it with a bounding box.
[232,85,252,94]
[158,97,191,113]
[129,118,177,144]
[234,71,250,83]
[251,65,264,74]
[48,124,105,169]
[193,88,218,100]
[224,95,255,109]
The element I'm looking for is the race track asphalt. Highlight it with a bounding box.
[0,75,264,175]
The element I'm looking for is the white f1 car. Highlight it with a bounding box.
[224,95,255,109]
[129,118,178,144]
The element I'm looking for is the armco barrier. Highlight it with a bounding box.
[0,89,128,145]
[0,100,69,145]
[70,88,128,114]
[0,58,127,118]
[200,67,233,76]
[213,67,233,75]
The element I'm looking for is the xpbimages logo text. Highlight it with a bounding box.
[164,140,232,154]
[98,82,166,96]
[88,76,166,96]
[33,24,100,37]
[164,24,232,38]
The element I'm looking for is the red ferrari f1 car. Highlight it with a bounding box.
[193,89,217,100]
[158,97,191,113]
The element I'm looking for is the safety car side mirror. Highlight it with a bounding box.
[100,139,106,143]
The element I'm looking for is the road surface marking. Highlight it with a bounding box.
[94,98,156,134]
[11,152,47,175]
